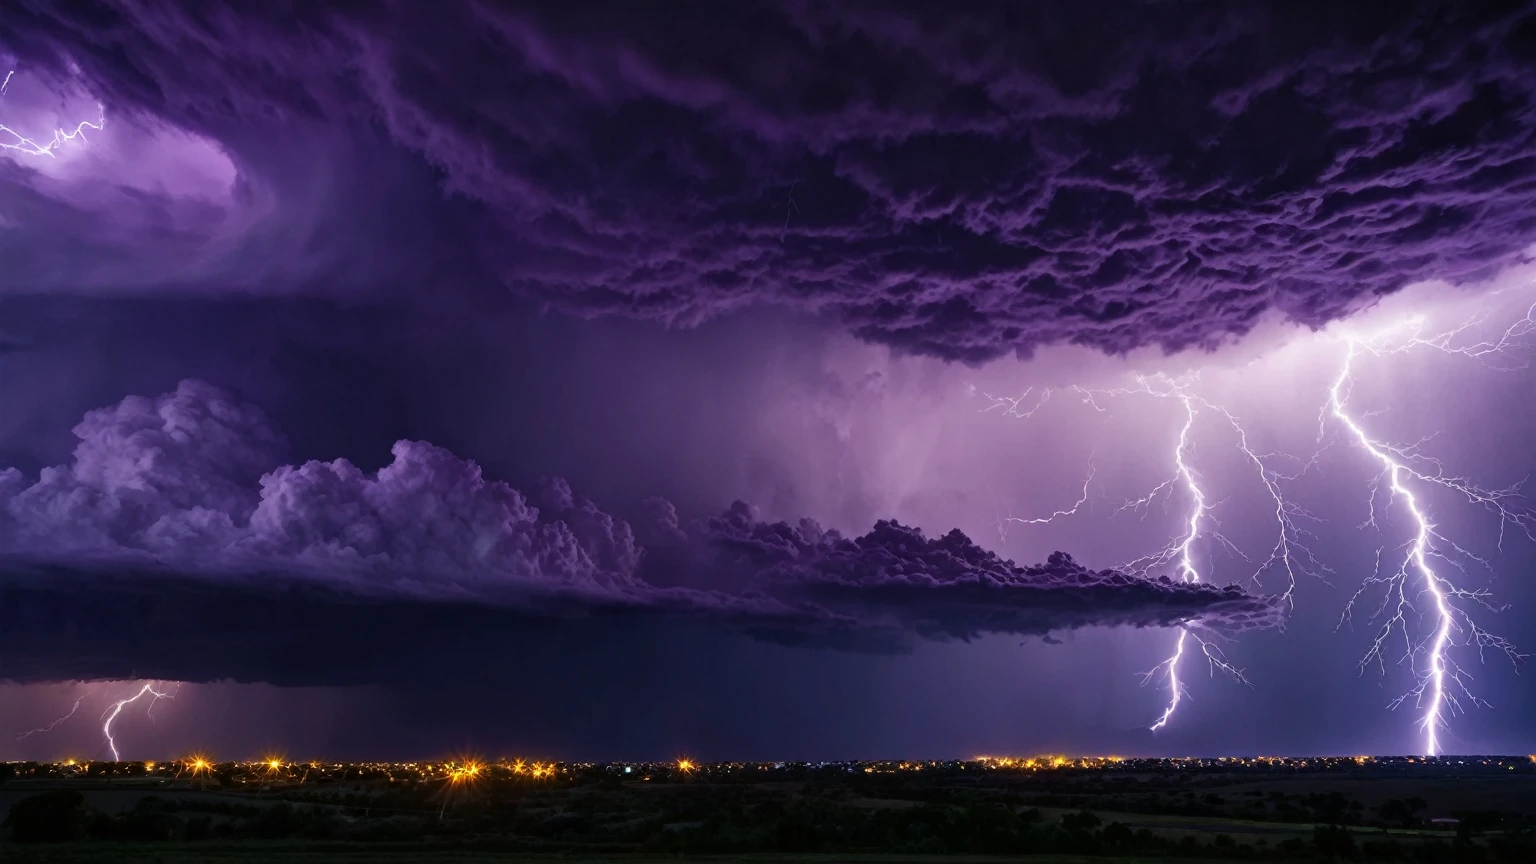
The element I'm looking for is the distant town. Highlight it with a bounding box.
[5,753,1535,859]
[6,753,1536,786]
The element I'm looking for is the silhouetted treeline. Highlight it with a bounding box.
[5,787,1535,861]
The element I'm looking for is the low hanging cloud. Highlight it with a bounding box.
[4,2,1536,360]
[705,504,1279,641]
[0,381,1280,685]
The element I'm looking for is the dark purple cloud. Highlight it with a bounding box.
[705,503,1280,641]
[0,381,1279,685]
[5,2,1536,361]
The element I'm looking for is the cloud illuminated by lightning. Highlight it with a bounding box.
[0,67,105,158]
[1382,300,1536,372]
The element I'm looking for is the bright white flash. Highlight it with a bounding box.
[101,683,173,762]
[984,374,1324,731]
[1324,320,1533,757]
[984,296,1534,748]
[1145,394,1204,731]
[14,683,177,760]
[1115,380,1319,731]
[0,67,105,158]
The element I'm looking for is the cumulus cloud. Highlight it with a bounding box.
[6,2,1536,359]
[0,381,1280,684]
[0,381,659,604]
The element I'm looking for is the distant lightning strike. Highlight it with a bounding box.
[995,461,1096,544]
[17,699,82,740]
[984,297,1535,748]
[1119,384,1275,731]
[984,373,1327,732]
[100,683,173,762]
[1144,393,1204,731]
[0,68,106,158]
[1324,324,1533,757]
[1389,301,1536,371]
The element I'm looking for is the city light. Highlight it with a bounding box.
[5,752,1528,786]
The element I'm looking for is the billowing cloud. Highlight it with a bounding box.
[0,381,1279,684]
[5,2,1536,360]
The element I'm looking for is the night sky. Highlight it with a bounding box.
[2,1,1536,762]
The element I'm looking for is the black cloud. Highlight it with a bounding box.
[3,2,1536,361]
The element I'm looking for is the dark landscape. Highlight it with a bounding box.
[4,756,1534,861]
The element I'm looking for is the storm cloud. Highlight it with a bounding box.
[0,381,1280,685]
[5,1,1536,361]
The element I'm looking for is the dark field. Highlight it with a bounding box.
[0,849,1188,864]
[2,757,1533,862]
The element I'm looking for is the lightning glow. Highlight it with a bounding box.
[982,291,1536,748]
[1384,301,1536,371]
[1118,385,1271,731]
[100,682,173,762]
[987,373,1323,730]
[1144,394,1204,731]
[1323,323,1533,757]
[0,68,105,158]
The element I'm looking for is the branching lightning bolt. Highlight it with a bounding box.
[985,374,1324,731]
[17,699,82,740]
[984,297,1535,745]
[1109,377,1328,601]
[995,461,1096,544]
[1387,302,1536,371]
[0,68,105,158]
[1118,384,1294,731]
[1141,392,1208,731]
[101,683,173,762]
[1324,329,1533,757]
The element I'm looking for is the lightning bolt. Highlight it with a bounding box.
[1324,327,1533,757]
[995,462,1096,544]
[1386,301,1536,371]
[986,373,1323,731]
[1143,392,1206,731]
[982,386,1055,419]
[1117,384,1284,731]
[101,682,173,762]
[984,295,1534,745]
[0,68,106,158]
[17,698,82,740]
